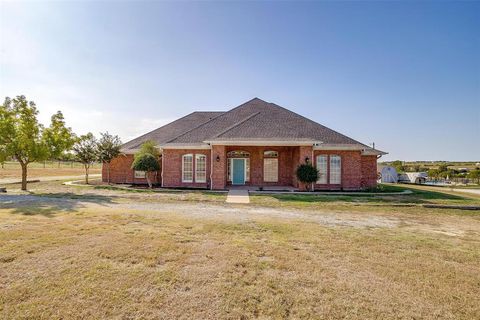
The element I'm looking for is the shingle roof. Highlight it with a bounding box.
[121,111,224,152]
[167,98,365,145]
[122,98,385,154]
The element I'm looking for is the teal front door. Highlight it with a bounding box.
[232,159,245,185]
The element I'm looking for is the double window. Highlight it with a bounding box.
[316,154,341,184]
[263,151,278,182]
[182,153,208,183]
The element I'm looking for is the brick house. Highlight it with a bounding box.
[104,98,386,190]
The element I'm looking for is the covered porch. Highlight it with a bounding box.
[210,144,313,190]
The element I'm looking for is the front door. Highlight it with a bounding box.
[232,158,245,185]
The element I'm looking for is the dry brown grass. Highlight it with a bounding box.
[0,161,101,180]
[1,190,479,319]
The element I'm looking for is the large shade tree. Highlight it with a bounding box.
[0,95,74,190]
[97,132,122,183]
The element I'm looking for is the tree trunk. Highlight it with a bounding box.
[107,162,111,184]
[146,173,152,189]
[84,164,89,184]
[20,162,28,191]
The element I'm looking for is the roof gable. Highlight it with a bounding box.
[121,111,224,152]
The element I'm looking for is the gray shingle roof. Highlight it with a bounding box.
[122,98,384,154]
[167,98,365,146]
[121,111,224,152]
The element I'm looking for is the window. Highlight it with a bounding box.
[316,155,327,184]
[264,151,278,182]
[195,154,207,183]
[182,154,193,182]
[330,155,341,184]
[263,150,278,158]
[134,170,146,179]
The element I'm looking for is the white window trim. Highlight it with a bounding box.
[316,155,328,184]
[329,155,342,184]
[195,154,207,183]
[263,158,279,182]
[182,154,193,183]
[134,170,146,179]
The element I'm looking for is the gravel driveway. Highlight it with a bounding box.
[0,193,399,229]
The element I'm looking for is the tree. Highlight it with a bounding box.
[137,140,159,157]
[391,160,405,173]
[97,132,122,183]
[73,133,98,184]
[43,111,76,161]
[0,96,73,190]
[131,153,160,188]
[296,164,319,191]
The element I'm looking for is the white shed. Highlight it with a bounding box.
[380,166,398,183]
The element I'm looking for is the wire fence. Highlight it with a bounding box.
[1,161,102,170]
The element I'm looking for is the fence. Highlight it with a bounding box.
[1,161,103,170]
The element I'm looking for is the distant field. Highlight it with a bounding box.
[380,161,479,170]
[0,161,102,180]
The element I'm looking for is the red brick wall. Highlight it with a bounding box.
[361,155,378,188]
[102,154,161,185]
[162,149,211,188]
[313,150,363,190]
[223,146,297,187]
[105,147,378,191]
[211,145,226,190]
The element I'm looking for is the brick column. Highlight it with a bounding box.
[211,145,226,190]
[293,145,313,191]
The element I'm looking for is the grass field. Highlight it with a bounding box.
[1,181,479,319]
[0,161,102,180]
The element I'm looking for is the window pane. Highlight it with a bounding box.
[263,151,278,158]
[264,158,278,182]
[245,158,250,182]
[330,155,341,184]
[195,154,207,183]
[316,155,327,184]
[134,170,146,179]
[182,154,193,182]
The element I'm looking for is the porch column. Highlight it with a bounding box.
[211,145,226,190]
[292,145,313,190]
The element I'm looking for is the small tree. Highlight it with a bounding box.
[131,153,159,188]
[43,111,76,168]
[296,164,319,191]
[97,132,122,183]
[73,133,98,184]
[0,96,74,190]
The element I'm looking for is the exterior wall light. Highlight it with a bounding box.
[216,155,220,162]
[305,157,310,164]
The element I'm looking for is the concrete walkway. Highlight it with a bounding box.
[452,188,480,196]
[226,189,250,204]
[0,174,101,185]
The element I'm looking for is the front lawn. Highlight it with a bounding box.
[1,204,479,319]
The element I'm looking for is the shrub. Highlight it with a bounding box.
[131,152,159,188]
[296,164,318,191]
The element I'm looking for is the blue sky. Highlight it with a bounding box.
[1,1,478,161]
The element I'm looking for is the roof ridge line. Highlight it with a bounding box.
[164,111,227,144]
[212,111,261,139]
[165,97,264,144]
